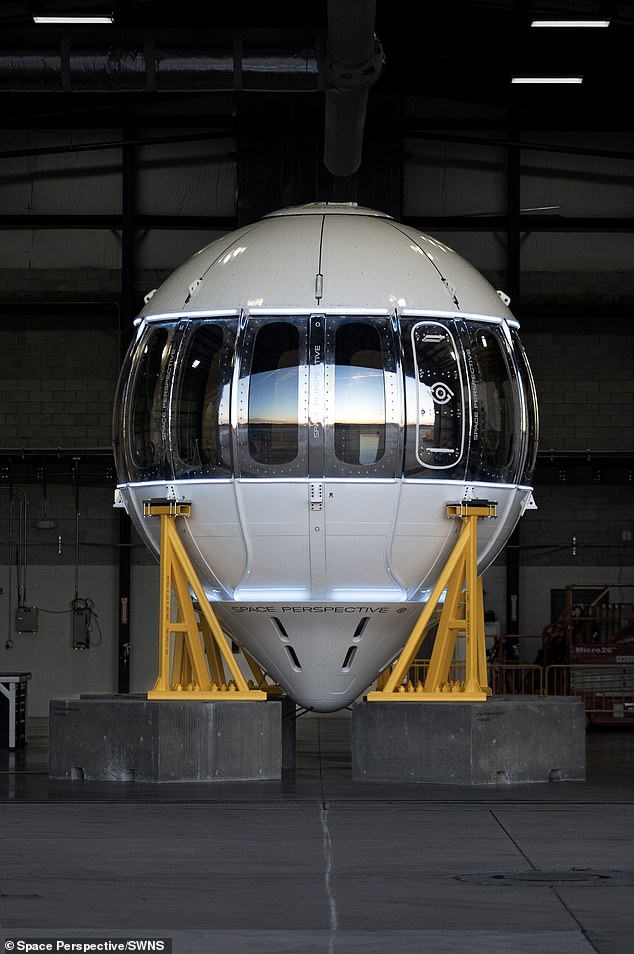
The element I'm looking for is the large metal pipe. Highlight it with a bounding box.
[323,88,370,178]
[323,0,384,177]
[0,30,321,92]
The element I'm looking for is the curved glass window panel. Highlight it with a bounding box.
[248,321,301,466]
[333,321,386,466]
[113,333,135,482]
[172,320,236,478]
[464,325,520,483]
[512,329,539,484]
[126,325,176,481]
[412,322,464,469]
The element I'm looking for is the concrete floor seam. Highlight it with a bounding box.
[320,802,338,954]
[489,809,538,868]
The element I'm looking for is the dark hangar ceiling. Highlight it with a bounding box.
[0,1,632,130]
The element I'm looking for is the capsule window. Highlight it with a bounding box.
[333,322,386,466]
[126,326,175,480]
[511,329,539,484]
[465,325,520,483]
[412,322,464,469]
[172,322,235,478]
[248,322,300,466]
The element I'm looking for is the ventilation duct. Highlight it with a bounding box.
[0,31,321,92]
[323,0,384,177]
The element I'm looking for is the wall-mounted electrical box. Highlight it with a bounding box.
[72,604,91,650]
[15,606,38,634]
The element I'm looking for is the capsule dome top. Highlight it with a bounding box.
[264,201,390,219]
[140,202,514,321]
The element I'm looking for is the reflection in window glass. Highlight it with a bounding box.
[466,326,516,481]
[129,327,170,478]
[413,323,463,468]
[173,323,234,477]
[334,322,385,466]
[248,322,300,465]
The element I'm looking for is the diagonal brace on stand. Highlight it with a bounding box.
[367,501,496,702]
[143,499,267,701]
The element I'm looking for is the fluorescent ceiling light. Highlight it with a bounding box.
[531,20,610,28]
[511,76,583,84]
[33,15,114,24]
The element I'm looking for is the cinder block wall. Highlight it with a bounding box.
[0,314,119,447]
[522,329,634,453]
[519,325,633,587]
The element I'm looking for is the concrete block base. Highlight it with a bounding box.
[49,696,282,781]
[352,696,586,784]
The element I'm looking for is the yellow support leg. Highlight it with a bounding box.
[198,614,229,687]
[367,502,495,703]
[197,614,282,693]
[173,629,193,688]
[241,647,285,694]
[144,499,267,701]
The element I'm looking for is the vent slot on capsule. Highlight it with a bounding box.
[272,617,290,641]
[285,645,302,670]
[352,617,369,641]
[341,646,357,672]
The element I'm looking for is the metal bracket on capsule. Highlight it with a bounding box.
[143,498,191,518]
[447,499,498,520]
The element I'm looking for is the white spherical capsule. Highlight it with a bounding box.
[114,203,538,711]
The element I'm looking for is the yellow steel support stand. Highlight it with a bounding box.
[367,501,496,702]
[144,499,267,701]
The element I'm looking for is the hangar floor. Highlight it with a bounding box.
[1,709,634,954]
